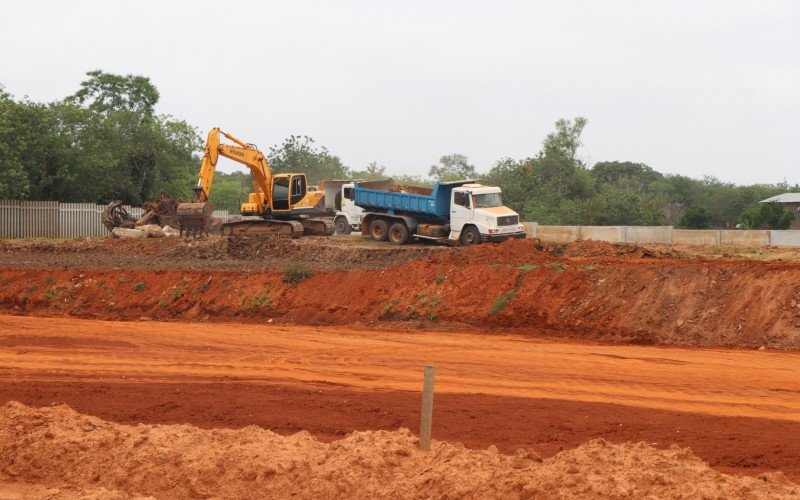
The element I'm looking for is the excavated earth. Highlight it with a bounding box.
[1,402,798,499]
[2,237,800,349]
[3,236,800,497]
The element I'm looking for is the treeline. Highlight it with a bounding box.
[0,71,198,206]
[1,72,796,229]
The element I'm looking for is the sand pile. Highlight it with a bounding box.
[0,402,796,499]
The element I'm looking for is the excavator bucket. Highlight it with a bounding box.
[177,202,214,236]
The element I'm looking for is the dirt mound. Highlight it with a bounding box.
[3,238,800,348]
[1,402,795,499]
[553,239,686,259]
[0,236,443,272]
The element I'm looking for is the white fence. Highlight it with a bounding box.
[523,223,800,248]
[0,200,230,239]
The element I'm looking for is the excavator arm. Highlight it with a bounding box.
[191,127,272,209]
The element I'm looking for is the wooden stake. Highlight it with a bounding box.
[420,365,435,451]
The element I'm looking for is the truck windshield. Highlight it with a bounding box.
[472,193,503,208]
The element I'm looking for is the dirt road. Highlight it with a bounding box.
[2,314,800,479]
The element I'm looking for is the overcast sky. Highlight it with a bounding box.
[1,0,798,184]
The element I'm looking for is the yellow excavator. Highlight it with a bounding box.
[177,127,333,238]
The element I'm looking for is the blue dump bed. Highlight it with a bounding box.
[354,180,475,221]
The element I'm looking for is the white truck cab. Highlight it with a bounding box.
[447,184,525,244]
[333,183,365,235]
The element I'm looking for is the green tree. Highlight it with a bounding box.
[679,205,713,229]
[0,87,31,199]
[739,202,795,229]
[207,171,249,213]
[541,117,588,162]
[428,154,477,181]
[0,74,199,205]
[68,70,160,115]
[268,135,349,184]
[350,161,387,180]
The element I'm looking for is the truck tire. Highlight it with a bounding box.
[369,218,389,242]
[460,225,481,246]
[388,222,409,245]
[334,216,351,235]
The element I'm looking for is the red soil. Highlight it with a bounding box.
[2,239,800,348]
[2,402,797,499]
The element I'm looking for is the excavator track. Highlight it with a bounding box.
[220,219,305,238]
[300,218,335,236]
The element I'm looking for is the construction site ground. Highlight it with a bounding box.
[3,236,800,497]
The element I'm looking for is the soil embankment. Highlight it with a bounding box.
[1,402,797,499]
[2,239,800,349]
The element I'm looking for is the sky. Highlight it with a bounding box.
[1,0,798,185]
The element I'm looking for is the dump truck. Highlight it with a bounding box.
[318,179,393,235]
[355,179,526,245]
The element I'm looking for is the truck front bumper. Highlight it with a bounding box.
[481,231,527,243]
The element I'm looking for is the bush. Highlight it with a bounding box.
[679,205,712,229]
[283,265,313,283]
[739,202,795,230]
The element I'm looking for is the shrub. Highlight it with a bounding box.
[283,265,313,283]
[739,202,795,230]
[133,282,145,292]
[489,290,517,314]
[679,205,713,229]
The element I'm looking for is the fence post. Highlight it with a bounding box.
[420,365,435,451]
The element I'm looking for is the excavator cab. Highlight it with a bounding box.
[270,174,307,212]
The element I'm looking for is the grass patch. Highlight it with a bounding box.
[251,293,271,308]
[518,263,538,273]
[284,265,313,283]
[158,301,168,309]
[577,262,600,273]
[43,289,55,302]
[132,282,146,292]
[546,262,566,272]
[117,277,128,284]
[489,290,517,314]
[428,298,440,308]
[45,276,57,285]
[171,287,182,301]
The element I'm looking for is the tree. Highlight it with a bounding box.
[541,117,588,163]
[207,171,249,213]
[68,70,160,115]
[428,154,477,181]
[268,135,349,184]
[0,74,199,205]
[0,86,31,199]
[739,202,795,230]
[350,161,386,180]
[679,205,713,229]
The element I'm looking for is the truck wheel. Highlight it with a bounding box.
[334,216,351,235]
[369,219,389,242]
[460,226,481,246]
[388,222,409,245]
